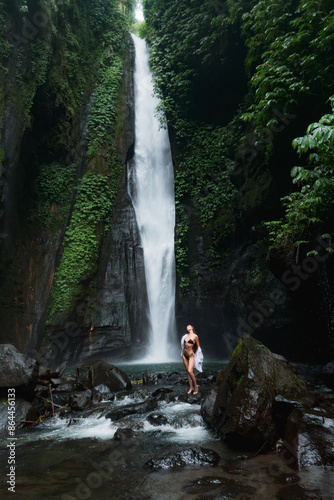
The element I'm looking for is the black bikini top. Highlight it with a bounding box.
[187,338,195,344]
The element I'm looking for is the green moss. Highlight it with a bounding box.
[174,122,238,294]
[47,172,114,322]
[30,163,76,237]
[231,339,243,360]
[236,374,245,389]
[87,55,123,162]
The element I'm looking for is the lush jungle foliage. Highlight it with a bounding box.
[143,0,334,290]
[45,1,131,322]
[266,96,334,253]
[0,0,135,323]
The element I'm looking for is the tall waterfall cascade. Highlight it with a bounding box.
[128,34,177,362]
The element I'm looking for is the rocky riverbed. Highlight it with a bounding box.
[0,339,334,499]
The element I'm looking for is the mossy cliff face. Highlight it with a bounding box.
[143,0,334,362]
[0,0,142,360]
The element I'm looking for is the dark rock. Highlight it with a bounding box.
[207,374,217,384]
[76,360,131,392]
[275,472,300,485]
[0,345,39,399]
[145,447,220,470]
[106,399,158,421]
[322,361,334,390]
[0,398,33,432]
[52,376,75,393]
[201,387,218,426]
[183,476,256,497]
[131,388,148,400]
[143,371,158,385]
[280,406,334,470]
[209,335,308,449]
[114,427,135,441]
[49,390,72,407]
[167,372,183,384]
[277,484,323,499]
[151,387,173,398]
[69,390,93,411]
[178,392,203,404]
[92,384,114,402]
[147,413,168,426]
[272,393,316,437]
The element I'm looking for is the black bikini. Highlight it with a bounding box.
[187,338,195,344]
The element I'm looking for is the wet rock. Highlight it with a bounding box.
[76,360,132,392]
[106,399,158,421]
[151,387,173,398]
[147,413,168,426]
[208,335,308,449]
[132,388,149,400]
[279,406,334,470]
[277,484,323,499]
[322,361,334,390]
[0,397,33,432]
[52,376,76,393]
[207,374,217,385]
[69,390,93,411]
[201,387,218,427]
[167,372,184,384]
[51,391,72,407]
[93,384,114,402]
[183,476,256,497]
[272,393,316,437]
[114,427,135,441]
[275,472,300,485]
[0,344,39,399]
[178,392,203,404]
[143,371,158,385]
[145,447,220,470]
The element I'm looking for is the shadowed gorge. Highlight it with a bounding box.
[0,0,333,363]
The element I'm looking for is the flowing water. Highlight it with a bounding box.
[1,363,334,500]
[128,34,177,363]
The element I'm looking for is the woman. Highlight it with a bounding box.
[181,325,203,394]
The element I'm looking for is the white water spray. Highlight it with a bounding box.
[128,34,177,362]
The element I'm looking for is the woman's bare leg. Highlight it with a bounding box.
[187,355,198,394]
[183,355,193,393]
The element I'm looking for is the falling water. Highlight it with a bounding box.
[128,34,177,362]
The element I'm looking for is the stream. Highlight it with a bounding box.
[1,362,334,500]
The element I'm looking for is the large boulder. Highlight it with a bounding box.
[200,386,218,427]
[279,406,334,470]
[76,360,131,392]
[0,344,39,399]
[207,335,308,449]
[0,398,34,433]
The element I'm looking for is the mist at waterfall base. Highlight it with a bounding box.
[128,34,178,363]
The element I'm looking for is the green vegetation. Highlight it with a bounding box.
[239,0,334,130]
[0,0,135,324]
[31,163,76,236]
[44,0,130,322]
[144,0,334,294]
[87,56,123,162]
[174,122,238,291]
[48,171,119,322]
[265,96,334,252]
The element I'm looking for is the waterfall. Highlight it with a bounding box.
[128,34,177,362]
